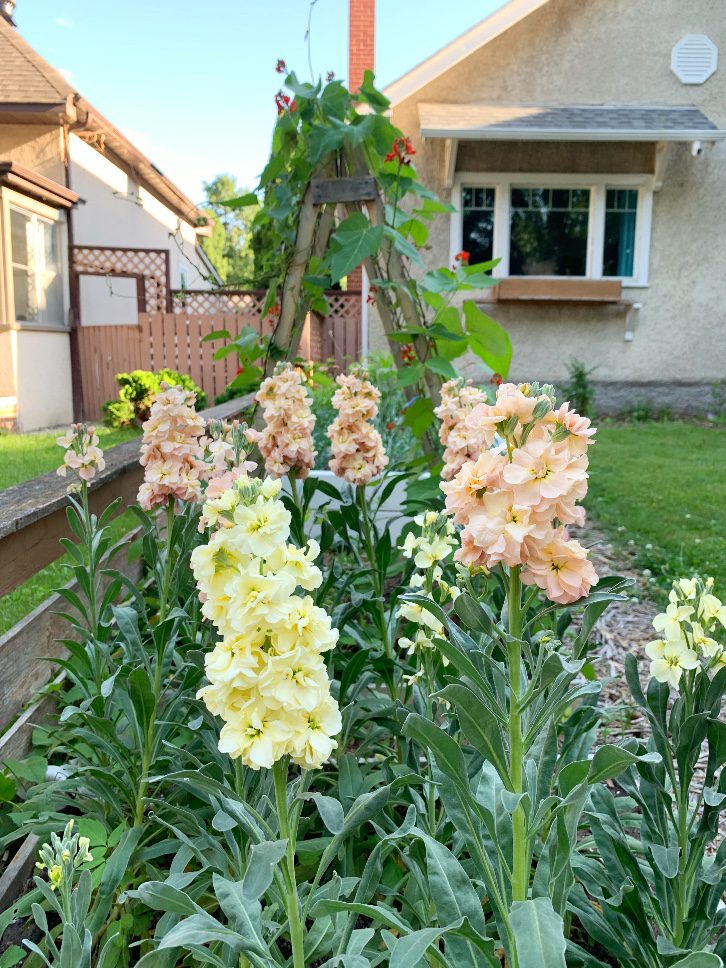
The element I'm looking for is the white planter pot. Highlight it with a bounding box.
[283,469,413,542]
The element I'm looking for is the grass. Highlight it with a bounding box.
[0,425,139,492]
[0,425,141,636]
[587,421,726,594]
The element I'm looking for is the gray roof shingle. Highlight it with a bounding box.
[0,17,74,105]
[418,103,726,141]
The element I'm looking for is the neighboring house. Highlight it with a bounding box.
[0,9,215,431]
[362,0,726,410]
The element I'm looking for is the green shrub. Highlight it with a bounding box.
[103,369,207,427]
[562,357,596,417]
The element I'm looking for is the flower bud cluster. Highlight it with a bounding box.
[397,511,459,659]
[202,419,257,502]
[442,382,598,604]
[192,475,341,770]
[246,362,316,479]
[137,384,206,511]
[327,367,388,485]
[35,819,93,892]
[646,575,726,689]
[56,423,105,484]
[434,378,488,480]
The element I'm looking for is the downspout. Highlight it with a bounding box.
[63,115,84,421]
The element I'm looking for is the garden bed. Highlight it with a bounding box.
[0,371,722,968]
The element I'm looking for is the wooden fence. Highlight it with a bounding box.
[76,291,362,422]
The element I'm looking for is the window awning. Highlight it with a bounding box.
[418,103,726,142]
[0,162,79,208]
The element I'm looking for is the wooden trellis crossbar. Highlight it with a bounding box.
[310,175,378,204]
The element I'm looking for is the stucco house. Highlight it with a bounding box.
[0,8,214,431]
[363,0,726,411]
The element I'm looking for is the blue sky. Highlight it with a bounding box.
[16,1,506,204]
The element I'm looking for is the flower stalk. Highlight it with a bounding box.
[273,757,305,968]
[507,564,529,902]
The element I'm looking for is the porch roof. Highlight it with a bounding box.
[418,103,726,142]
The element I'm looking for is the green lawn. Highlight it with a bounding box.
[0,426,140,636]
[587,421,726,594]
[0,425,139,491]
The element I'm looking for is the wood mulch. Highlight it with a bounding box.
[580,524,722,841]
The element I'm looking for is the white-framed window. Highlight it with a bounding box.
[451,173,653,286]
[4,194,68,328]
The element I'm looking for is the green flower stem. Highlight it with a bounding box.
[356,485,397,699]
[288,470,306,545]
[673,671,694,946]
[508,565,529,903]
[157,498,176,623]
[273,757,305,968]
[79,482,103,694]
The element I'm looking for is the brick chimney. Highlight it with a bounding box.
[348,0,375,93]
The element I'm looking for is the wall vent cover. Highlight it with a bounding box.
[671,35,718,85]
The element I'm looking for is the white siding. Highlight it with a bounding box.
[69,135,210,325]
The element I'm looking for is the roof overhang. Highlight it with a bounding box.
[0,161,79,207]
[418,103,726,143]
[0,97,77,125]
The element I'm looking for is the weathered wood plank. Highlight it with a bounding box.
[0,694,56,762]
[310,176,377,204]
[0,833,39,912]
[0,532,143,732]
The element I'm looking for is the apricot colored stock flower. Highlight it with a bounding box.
[56,423,105,484]
[327,367,388,485]
[137,383,205,511]
[442,381,598,605]
[434,378,488,480]
[246,362,316,479]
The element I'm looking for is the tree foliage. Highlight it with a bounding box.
[200,173,256,286]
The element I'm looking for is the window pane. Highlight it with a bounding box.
[13,266,34,322]
[9,212,64,325]
[509,186,589,276]
[462,185,495,263]
[603,188,638,277]
[10,208,32,268]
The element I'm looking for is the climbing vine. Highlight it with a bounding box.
[216,65,512,440]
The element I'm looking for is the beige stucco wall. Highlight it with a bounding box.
[14,329,72,431]
[0,125,67,427]
[0,125,64,182]
[388,0,726,403]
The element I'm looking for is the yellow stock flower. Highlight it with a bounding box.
[652,603,694,641]
[195,477,341,771]
[646,638,699,690]
[232,496,291,557]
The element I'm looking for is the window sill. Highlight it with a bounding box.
[9,322,71,334]
[489,278,623,303]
